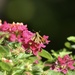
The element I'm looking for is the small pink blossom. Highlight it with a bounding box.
[17,34,23,42]
[1,21,10,31]
[11,25,17,32]
[29,41,41,55]
[17,24,27,31]
[9,34,16,42]
[67,61,75,69]
[43,35,50,44]
[22,30,34,44]
[58,56,65,64]
[62,69,67,74]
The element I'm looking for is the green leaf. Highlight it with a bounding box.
[67,36,75,42]
[51,49,72,58]
[0,45,8,53]
[28,57,37,63]
[59,49,72,57]
[0,71,4,75]
[39,49,53,60]
[0,45,8,58]
[15,42,21,48]
[71,44,75,49]
[32,66,43,75]
[65,42,71,49]
[0,37,4,44]
[47,70,64,75]
[16,53,32,60]
[66,71,75,75]
[0,62,12,71]
[12,70,23,75]
[51,50,58,58]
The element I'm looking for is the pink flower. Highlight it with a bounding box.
[11,25,17,32]
[50,55,75,74]
[63,55,72,62]
[22,43,29,49]
[22,30,34,44]
[1,21,10,31]
[39,43,46,48]
[29,41,41,55]
[43,35,50,44]
[9,34,16,42]
[32,49,38,56]
[58,56,65,64]
[22,30,34,38]
[17,34,23,42]
[62,69,67,74]
[17,24,27,31]
[67,61,75,69]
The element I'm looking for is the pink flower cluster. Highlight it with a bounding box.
[0,21,50,55]
[50,55,75,74]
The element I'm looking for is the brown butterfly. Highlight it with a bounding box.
[32,32,45,43]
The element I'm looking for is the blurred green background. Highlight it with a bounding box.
[0,0,75,51]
